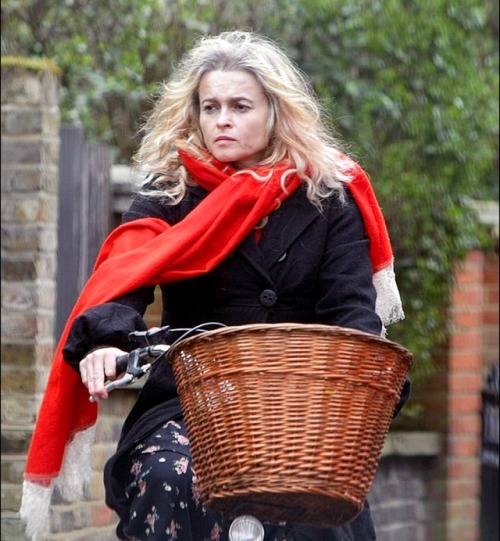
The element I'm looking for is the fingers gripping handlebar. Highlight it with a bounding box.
[88,344,170,402]
[87,322,225,402]
[115,345,170,376]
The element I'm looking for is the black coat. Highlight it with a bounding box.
[64,184,392,428]
[64,184,408,541]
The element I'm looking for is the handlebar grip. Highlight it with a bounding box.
[115,344,170,379]
[116,353,130,374]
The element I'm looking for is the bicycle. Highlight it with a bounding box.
[90,321,412,541]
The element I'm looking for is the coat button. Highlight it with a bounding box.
[259,289,277,307]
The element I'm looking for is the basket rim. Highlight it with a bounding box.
[168,322,413,366]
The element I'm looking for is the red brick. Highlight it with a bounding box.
[448,393,482,414]
[465,249,486,264]
[448,373,483,393]
[450,287,483,307]
[447,503,480,541]
[456,309,483,326]
[448,413,481,436]
[448,352,483,370]
[486,288,499,304]
[483,308,499,324]
[455,262,484,279]
[447,457,481,479]
[455,269,483,284]
[447,478,480,499]
[449,331,482,351]
[447,497,480,521]
[447,436,481,457]
[483,261,499,282]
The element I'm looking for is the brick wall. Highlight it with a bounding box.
[445,249,486,541]
[1,60,126,541]
[482,251,499,370]
[368,244,499,541]
[1,59,61,541]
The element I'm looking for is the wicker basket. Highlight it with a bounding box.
[168,323,413,527]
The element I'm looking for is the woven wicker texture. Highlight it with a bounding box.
[168,323,413,527]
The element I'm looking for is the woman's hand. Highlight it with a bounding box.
[79,347,127,401]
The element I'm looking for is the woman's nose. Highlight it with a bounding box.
[216,108,232,127]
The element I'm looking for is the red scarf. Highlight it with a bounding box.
[22,150,396,509]
[23,151,303,484]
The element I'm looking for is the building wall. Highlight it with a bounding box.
[398,247,499,541]
[482,251,499,371]
[445,249,485,541]
[1,59,61,541]
[371,454,442,541]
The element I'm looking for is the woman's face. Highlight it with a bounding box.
[198,70,271,168]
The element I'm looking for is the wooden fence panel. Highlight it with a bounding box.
[55,126,111,340]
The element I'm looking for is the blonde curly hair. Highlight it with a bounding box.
[133,30,353,206]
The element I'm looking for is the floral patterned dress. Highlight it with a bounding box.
[119,419,373,541]
[121,419,226,541]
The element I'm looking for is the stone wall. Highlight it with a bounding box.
[371,454,441,541]
[1,58,61,540]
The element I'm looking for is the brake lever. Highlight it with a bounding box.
[89,344,170,402]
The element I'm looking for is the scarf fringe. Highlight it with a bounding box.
[56,424,95,501]
[20,425,96,541]
[373,261,405,333]
[19,481,52,541]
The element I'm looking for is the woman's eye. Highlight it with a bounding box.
[236,103,249,111]
[203,104,217,113]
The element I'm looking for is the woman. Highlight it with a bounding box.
[21,30,409,541]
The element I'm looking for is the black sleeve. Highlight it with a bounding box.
[122,192,172,223]
[62,286,155,372]
[316,192,382,336]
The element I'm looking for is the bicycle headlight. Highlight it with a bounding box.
[228,514,265,541]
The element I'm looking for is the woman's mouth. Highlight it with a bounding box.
[215,136,235,143]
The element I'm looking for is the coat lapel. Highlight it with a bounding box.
[190,184,319,282]
[238,189,320,279]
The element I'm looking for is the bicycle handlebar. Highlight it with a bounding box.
[87,322,225,402]
[88,344,170,402]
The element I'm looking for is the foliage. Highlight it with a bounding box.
[2,0,498,404]
[258,0,499,387]
[1,0,279,161]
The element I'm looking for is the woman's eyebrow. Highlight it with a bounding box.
[201,95,254,104]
